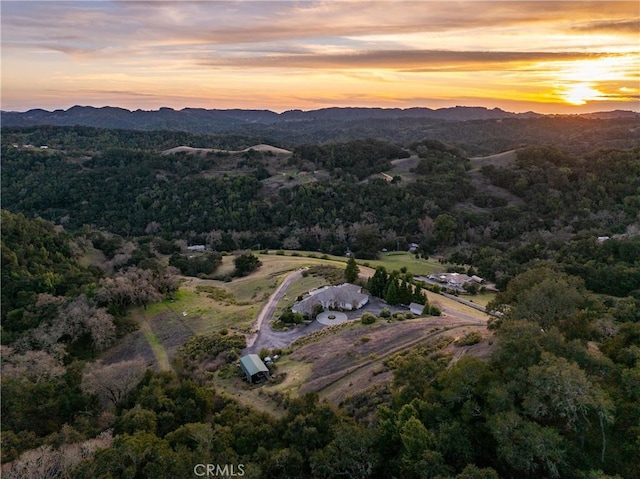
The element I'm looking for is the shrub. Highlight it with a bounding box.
[429,305,441,316]
[233,252,262,277]
[455,331,482,346]
[279,309,304,324]
[361,313,377,325]
[379,308,391,318]
[259,348,270,359]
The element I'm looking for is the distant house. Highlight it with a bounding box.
[409,302,425,315]
[437,272,471,287]
[187,245,206,252]
[239,354,270,384]
[292,283,369,316]
[430,272,486,290]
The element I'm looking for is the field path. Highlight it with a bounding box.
[245,269,304,348]
[134,311,173,372]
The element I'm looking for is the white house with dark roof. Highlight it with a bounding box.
[292,283,369,316]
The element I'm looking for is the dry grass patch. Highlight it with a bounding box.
[285,317,489,403]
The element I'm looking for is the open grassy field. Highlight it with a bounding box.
[385,155,421,182]
[360,251,442,276]
[261,250,443,276]
[466,292,496,307]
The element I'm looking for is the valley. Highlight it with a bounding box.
[2,117,639,479]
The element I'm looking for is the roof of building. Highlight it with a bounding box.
[409,302,425,314]
[313,283,366,303]
[239,354,269,376]
[294,283,368,313]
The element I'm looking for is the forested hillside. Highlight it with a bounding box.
[3,124,639,287]
[2,120,639,478]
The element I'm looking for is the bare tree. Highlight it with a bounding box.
[82,358,146,408]
[19,295,115,353]
[1,347,66,383]
[64,295,116,351]
[3,430,113,479]
[95,267,163,313]
[282,236,301,250]
[151,266,180,295]
[418,216,434,241]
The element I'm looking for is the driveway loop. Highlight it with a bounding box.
[316,310,348,326]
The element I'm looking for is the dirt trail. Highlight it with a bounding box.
[245,269,304,348]
[133,310,174,372]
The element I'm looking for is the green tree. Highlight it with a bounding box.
[311,425,378,479]
[400,417,449,478]
[233,252,262,277]
[385,278,400,305]
[489,411,564,478]
[344,256,360,283]
[432,214,459,248]
[368,267,389,298]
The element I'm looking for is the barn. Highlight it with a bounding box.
[239,354,270,384]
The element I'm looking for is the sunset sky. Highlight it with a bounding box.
[1,1,638,113]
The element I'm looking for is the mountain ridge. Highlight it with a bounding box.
[2,105,636,133]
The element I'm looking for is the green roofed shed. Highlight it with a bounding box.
[239,354,270,383]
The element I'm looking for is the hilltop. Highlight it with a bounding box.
[4,105,636,134]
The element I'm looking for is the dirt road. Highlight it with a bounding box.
[245,269,305,349]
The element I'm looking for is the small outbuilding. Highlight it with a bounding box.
[409,302,425,315]
[239,354,270,384]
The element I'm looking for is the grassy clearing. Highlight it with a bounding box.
[469,149,517,170]
[385,155,421,182]
[360,252,442,276]
[423,291,488,321]
[466,292,496,307]
[258,250,443,277]
[264,358,313,396]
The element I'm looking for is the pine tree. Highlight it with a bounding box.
[385,278,400,305]
[344,256,360,283]
[399,280,412,305]
[369,267,389,298]
[413,287,427,305]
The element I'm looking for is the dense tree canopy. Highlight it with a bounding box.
[2,122,639,478]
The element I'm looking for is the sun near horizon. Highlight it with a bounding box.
[1,1,638,114]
